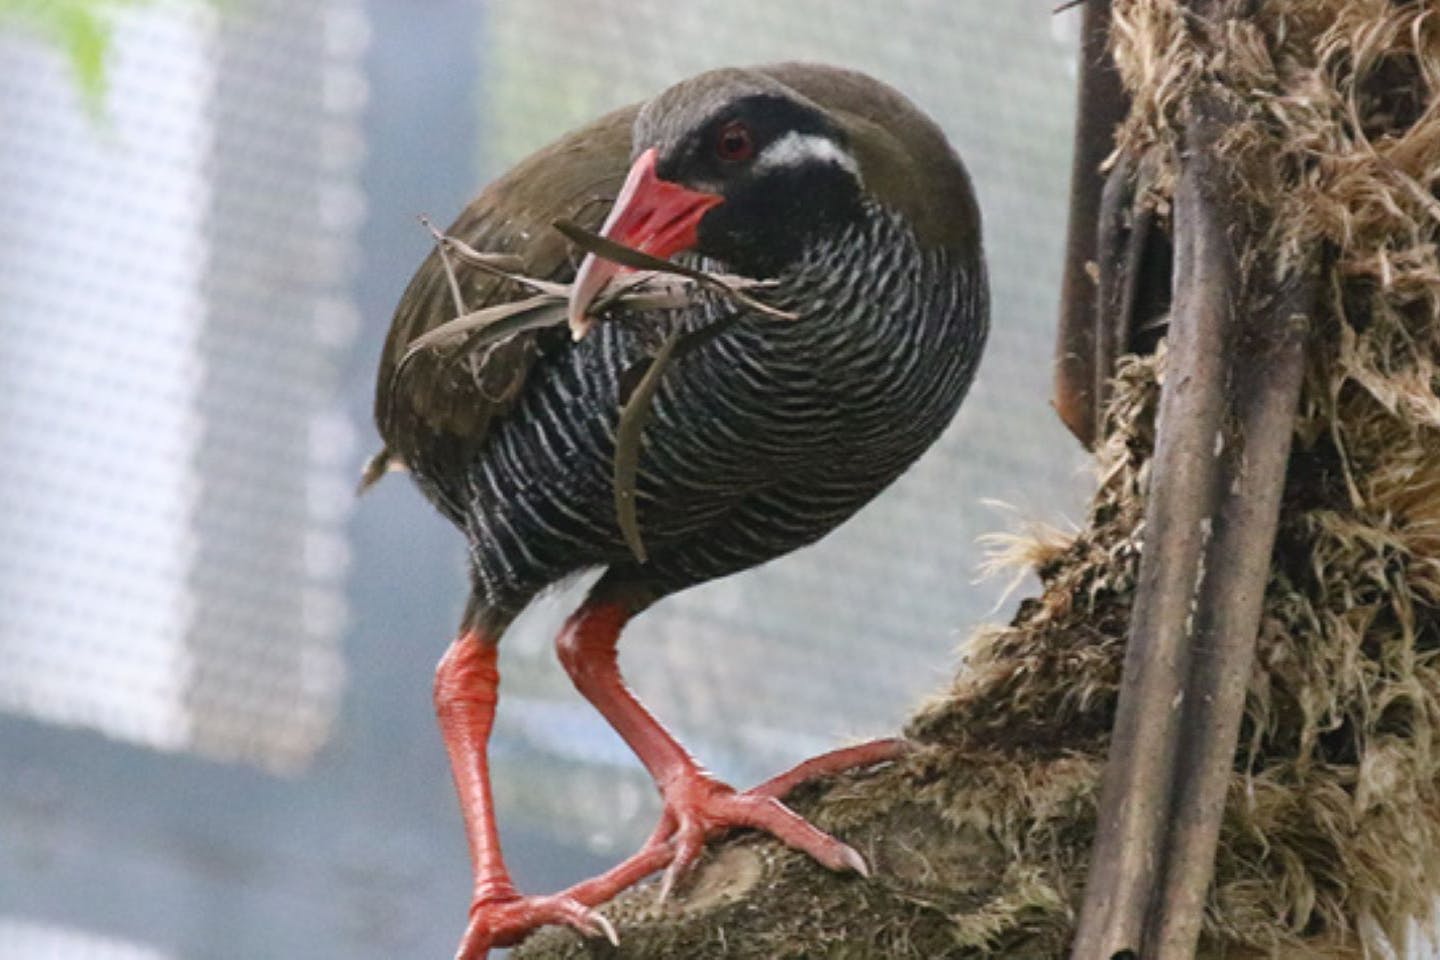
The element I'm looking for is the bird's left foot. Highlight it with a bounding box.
[636,737,910,897]
[454,889,618,959]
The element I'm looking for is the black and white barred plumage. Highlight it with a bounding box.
[461,203,987,615]
[376,62,990,632]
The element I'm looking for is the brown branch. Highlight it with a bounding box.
[1070,91,1241,960]
[1093,153,1161,432]
[1090,156,1134,420]
[1150,267,1314,957]
[1054,0,1128,449]
[1072,66,1315,956]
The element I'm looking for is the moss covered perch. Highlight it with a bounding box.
[518,0,1440,956]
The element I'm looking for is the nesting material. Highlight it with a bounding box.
[365,218,789,561]
[516,2,1440,955]
[910,1,1440,953]
[923,0,1440,953]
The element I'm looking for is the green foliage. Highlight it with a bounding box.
[0,0,150,109]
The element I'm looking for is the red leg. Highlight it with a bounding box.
[555,600,898,897]
[434,631,617,958]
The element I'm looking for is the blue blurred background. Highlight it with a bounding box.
[0,2,1088,957]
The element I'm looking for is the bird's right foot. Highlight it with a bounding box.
[655,769,868,897]
[632,737,910,898]
[454,890,618,960]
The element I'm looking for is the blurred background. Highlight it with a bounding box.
[0,1,1090,957]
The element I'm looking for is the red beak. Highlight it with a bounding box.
[567,147,724,339]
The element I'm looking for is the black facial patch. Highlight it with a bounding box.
[657,94,865,277]
[696,163,863,277]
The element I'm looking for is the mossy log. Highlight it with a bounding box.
[518,0,1440,956]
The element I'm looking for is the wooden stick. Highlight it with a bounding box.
[1094,153,1159,434]
[1054,0,1128,449]
[1072,43,1314,948]
[1070,92,1240,960]
[1149,267,1313,958]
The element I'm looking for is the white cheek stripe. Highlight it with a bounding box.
[753,132,860,178]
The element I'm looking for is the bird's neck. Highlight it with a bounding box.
[697,169,865,278]
[772,201,954,328]
[679,199,982,354]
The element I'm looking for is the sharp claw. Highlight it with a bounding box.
[658,861,680,902]
[658,823,705,902]
[562,900,619,946]
[839,844,870,878]
[593,911,620,947]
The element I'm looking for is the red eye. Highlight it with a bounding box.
[714,120,755,163]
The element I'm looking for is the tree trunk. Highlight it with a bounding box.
[517,1,1440,956]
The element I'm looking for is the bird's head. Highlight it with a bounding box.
[568,65,979,339]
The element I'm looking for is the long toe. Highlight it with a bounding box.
[721,791,868,875]
[750,738,910,801]
[455,892,618,959]
[652,773,869,898]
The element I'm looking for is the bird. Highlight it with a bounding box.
[373,62,988,958]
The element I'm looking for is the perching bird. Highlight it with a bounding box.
[373,62,988,958]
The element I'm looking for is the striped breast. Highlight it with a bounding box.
[462,202,988,613]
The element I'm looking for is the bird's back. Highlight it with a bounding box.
[374,103,638,519]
